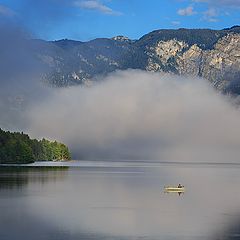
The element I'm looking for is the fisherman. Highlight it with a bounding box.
[178,183,182,188]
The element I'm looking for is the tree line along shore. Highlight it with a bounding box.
[0,128,71,164]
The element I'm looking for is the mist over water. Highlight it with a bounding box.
[25,70,240,162]
[1,24,240,240]
[0,24,49,131]
[1,23,240,162]
[1,25,240,162]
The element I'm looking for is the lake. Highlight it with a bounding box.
[1,161,240,240]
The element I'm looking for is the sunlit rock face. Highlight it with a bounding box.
[177,44,203,76]
[179,34,240,90]
[201,34,240,90]
[144,33,240,91]
[145,39,188,72]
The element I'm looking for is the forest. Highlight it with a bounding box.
[0,128,71,164]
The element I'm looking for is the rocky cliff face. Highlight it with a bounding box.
[146,33,240,91]
[201,34,240,90]
[33,26,240,94]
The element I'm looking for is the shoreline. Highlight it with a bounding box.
[1,160,240,168]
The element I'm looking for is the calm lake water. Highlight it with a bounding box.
[1,161,240,240]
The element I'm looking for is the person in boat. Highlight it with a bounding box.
[178,184,183,188]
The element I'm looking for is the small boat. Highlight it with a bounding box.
[164,186,185,192]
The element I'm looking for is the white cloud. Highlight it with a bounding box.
[74,0,122,15]
[171,21,181,25]
[177,6,197,16]
[193,0,239,22]
[203,8,218,22]
[0,5,15,17]
[194,0,240,8]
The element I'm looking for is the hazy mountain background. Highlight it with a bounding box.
[29,25,240,94]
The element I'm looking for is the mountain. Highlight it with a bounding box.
[33,26,240,93]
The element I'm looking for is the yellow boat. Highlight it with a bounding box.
[164,186,185,192]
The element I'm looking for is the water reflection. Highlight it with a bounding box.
[164,191,184,196]
[0,166,68,189]
[212,215,240,240]
[0,163,240,240]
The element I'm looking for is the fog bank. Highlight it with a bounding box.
[27,70,240,162]
[0,24,49,130]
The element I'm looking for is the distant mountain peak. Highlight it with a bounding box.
[111,35,132,43]
[52,39,83,49]
[223,25,240,31]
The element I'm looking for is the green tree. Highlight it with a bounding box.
[0,128,71,164]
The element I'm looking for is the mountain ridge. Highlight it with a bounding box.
[26,26,240,94]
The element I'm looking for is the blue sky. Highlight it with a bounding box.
[0,0,239,41]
